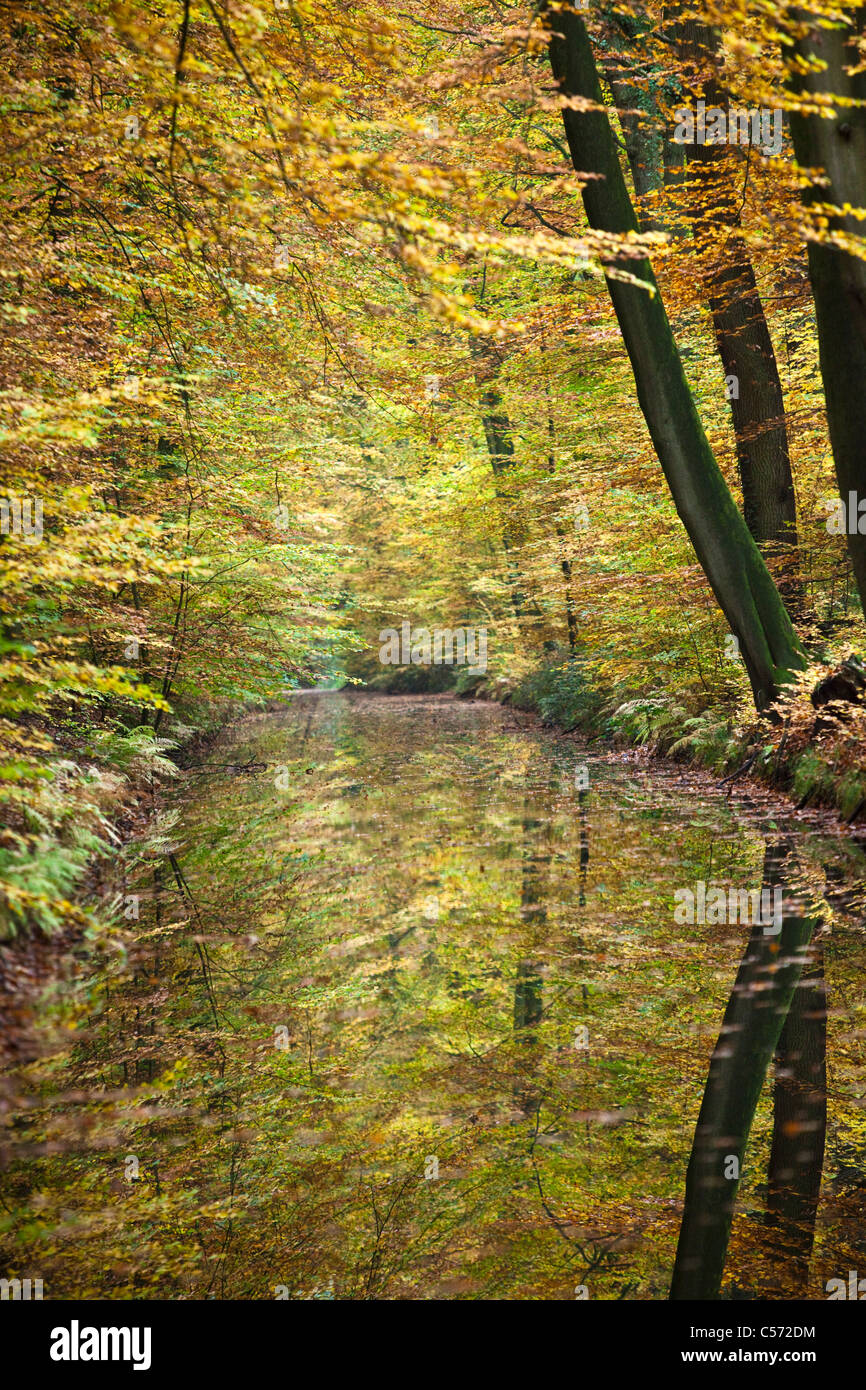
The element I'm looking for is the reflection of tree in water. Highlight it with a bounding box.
[765,947,826,1294]
[577,786,589,908]
[670,839,826,1300]
[510,755,627,1292]
[10,697,866,1302]
[512,755,557,1112]
[514,761,589,1061]
[512,758,590,1073]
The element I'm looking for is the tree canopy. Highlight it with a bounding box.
[2,0,866,926]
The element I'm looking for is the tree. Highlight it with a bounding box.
[786,5,866,616]
[667,15,799,567]
[543,2,805,710]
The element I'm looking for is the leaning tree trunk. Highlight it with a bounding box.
[786,6,866,618]
[543,4,805,710]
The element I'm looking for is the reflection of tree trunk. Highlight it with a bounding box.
[765,950,826,1294]
[513,799,548,1044]
[513,760,555,1110]
[670,842,818,1299]
[577,787,589,908]
[514,959,543,1037]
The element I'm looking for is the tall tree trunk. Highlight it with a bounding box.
[539,325,580,651]
[600,51,662,233]
[470,333,540,625]
[605,14,799,569]
[786,7,866,617]
[543,5,805,711]
[471,331,576,638]
[676,20,799,569]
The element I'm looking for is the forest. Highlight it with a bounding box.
[1,0,866,1333]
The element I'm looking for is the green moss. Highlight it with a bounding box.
[837,769,866,820]
[792,749,834,804]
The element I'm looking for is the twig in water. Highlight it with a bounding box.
[718,750,759,789]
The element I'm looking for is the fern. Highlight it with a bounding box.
[92,726,179,779]
[608,696,686,747]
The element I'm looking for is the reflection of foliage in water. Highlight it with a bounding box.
[1,694,865,1300]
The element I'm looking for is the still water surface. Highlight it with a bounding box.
[2,692,865,1299]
